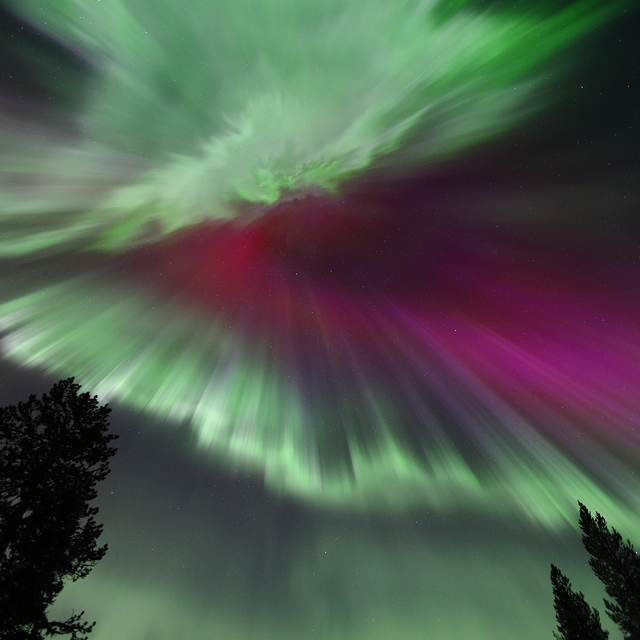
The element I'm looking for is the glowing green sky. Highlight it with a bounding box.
[38,419,624,640]
[0,0,617,251]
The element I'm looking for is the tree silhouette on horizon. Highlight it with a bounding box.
[551,563,609,640]
[551,502,640,640]
[578,502,640,638]
[0,379,118,640]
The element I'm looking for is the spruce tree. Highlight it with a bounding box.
[551,564,609,640]
[0,379,118,640]
[578,502,640,638]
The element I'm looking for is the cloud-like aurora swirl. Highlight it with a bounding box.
[1,0,638,528]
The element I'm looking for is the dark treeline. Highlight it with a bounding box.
[0,379,117,640]
[551,502,640,640]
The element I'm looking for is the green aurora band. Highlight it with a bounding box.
[1,0,614,251]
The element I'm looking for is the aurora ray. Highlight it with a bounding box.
[1,0,638,531]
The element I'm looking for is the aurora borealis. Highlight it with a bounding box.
[1,0,639,638]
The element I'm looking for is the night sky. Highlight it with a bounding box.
[1,1,639,639]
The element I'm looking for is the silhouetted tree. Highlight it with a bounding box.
[578,502,640,639]
[0,379,118,640]
[551,563,609,640]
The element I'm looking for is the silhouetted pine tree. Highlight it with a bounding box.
[551,564,609,640]
[578,502,640,638]
[0,379,118,640]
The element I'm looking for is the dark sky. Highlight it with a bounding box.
[1,1,639,639]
